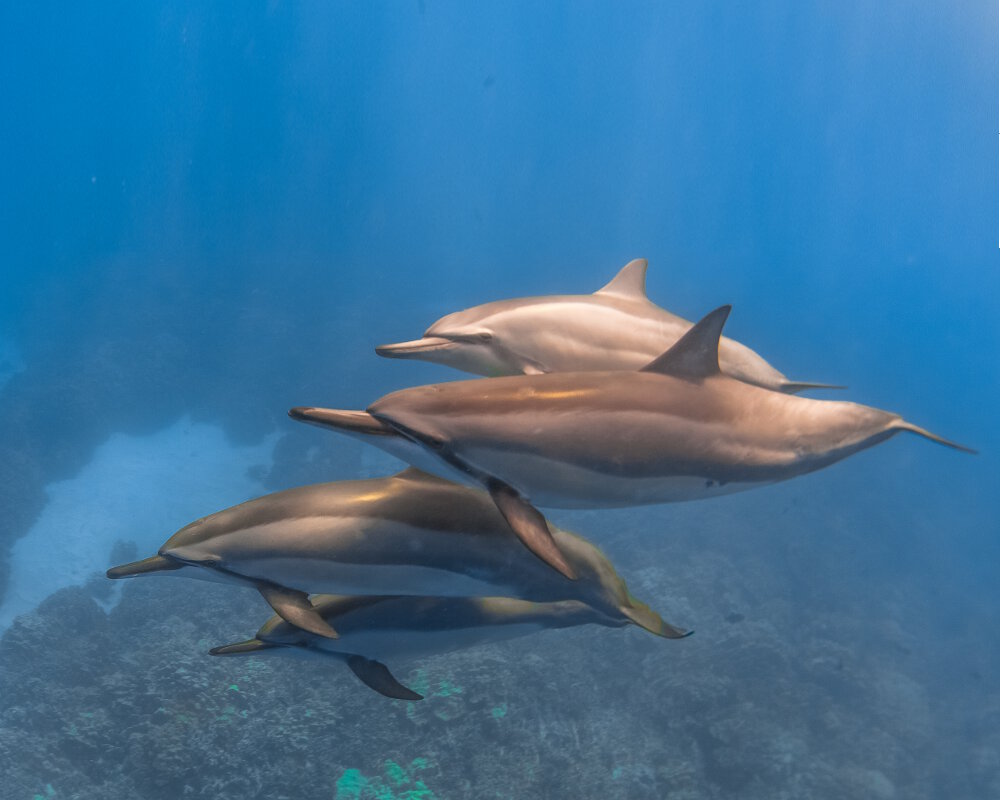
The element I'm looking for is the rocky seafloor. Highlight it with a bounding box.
[1,476,996,800]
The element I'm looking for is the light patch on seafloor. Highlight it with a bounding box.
[0,417,278,631]
[0,336,25,394]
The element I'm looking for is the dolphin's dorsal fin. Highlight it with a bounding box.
[640,305,731,379]
[595,259,649,300]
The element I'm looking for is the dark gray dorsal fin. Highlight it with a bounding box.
[640,305,731,379]
[594,259,649,300]
[346,654,423,700]
[257,584,339,639]
[487,480,577,580]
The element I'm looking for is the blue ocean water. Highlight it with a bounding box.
[0,2,996,798]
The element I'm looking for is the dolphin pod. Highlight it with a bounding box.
[210,594,649,700]
[376,258,839,393]
[107,468,685,639]
[291,305,973,577]
[111,259,973,699]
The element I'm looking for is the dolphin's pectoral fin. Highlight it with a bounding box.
[595,258,649,300]
[487,481,577,580]
[257,584,339,639]
[345,654,423,701]
[641,305,731,379]
[209,638,279,656]
[496,342,549,375]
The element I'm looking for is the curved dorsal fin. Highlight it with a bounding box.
[594,259,649,300]
[640,305,731,379]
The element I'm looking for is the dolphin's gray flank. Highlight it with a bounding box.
[209,594,662,699]
[106,470,682,637]
[375,259,837,393]
[296,307,973,541]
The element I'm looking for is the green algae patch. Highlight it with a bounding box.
[335,768,367,800]
[490,704,507,720]
[434,680,463,698]
[385,761,409,787]
[334,759,437,800]
[227,684,239,692]
[409,669,431,697]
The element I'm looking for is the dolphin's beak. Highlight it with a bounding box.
[106,554,185,579]
[375,337,454,359]
[288,407,398,437]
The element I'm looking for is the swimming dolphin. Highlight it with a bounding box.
[106,468,685,638]
[210,594,653,700]
[376,258,837,393]
[293,306,974,576]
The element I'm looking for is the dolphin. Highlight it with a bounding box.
[376,258,837,393]
[106,468,686,638]
[210,594,653,700]
[293,306,974,576]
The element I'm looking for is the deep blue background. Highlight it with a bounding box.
[0,1,996,792]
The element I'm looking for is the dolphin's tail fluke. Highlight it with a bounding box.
[780,380,847,394]
[288,407,398,437]
[209,639,279,656]
[106,555,184,579]
[620,598,693,640]
[892,420,977,454]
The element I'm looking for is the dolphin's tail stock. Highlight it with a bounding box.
[891,419,977,454]
[106,555,184,580]
[288,407,398,437]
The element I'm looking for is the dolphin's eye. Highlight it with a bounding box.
[476,332,493,342]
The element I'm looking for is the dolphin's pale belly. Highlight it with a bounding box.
[458,447,766,508]
[237,557,510,598]
[148,562,250,587]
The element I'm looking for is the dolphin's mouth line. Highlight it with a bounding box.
[375,336,456,358]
